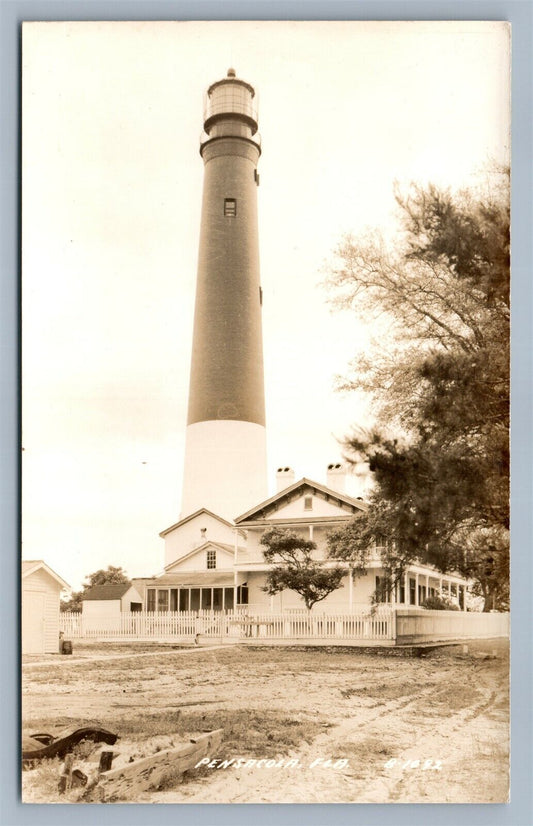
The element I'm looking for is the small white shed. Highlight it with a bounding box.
[22,560,70,654]
[82,583,143,632]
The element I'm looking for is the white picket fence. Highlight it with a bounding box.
[59,609,396,643]
[59,608,509,645]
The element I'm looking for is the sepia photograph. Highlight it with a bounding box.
[21,20,510,805]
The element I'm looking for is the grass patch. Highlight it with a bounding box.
[114,707,324,758]
[423,683,482,714]
[23,708,326,802]
[330,734,396,778]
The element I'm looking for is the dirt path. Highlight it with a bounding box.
[22,642,509,804]
[144,659,508,803]
[22,644,226,668]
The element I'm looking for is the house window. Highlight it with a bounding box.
[146,589,156,612]
[304,495,313,511]
[224,198,236,216]
[157,590,169,612]
[207,549,216,569]
[179,590,189,611]
[375,576,391,603]
[237,583,248,605]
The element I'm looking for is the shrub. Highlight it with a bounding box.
[421,594,460,611]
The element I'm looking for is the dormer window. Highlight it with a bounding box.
[304,495,313,511]
[207,549,217,569]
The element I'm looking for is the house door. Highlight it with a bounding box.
[22,590,45,654]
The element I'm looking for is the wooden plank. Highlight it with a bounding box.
[98,751,114,772]
[58,753,74,794]
[97,729,223,800]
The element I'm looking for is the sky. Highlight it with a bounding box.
[21,21,510,591]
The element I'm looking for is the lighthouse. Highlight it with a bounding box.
[180,69,268,519]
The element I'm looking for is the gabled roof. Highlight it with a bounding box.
[159,508,242,538]
[235,477,368,524]
[82,583,132,601]
[22,560,70,590]
[163,540,240,573]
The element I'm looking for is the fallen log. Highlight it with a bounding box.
[95,729,224,801]
[22,726,118,762]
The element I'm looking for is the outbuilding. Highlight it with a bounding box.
[22,560,70,654]
[81,583,143,633]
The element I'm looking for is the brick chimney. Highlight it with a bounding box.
[326,462,346,494]
[276,466,295,492]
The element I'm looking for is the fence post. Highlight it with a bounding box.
[391,607,397,642]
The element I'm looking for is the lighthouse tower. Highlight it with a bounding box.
[181,69,268,519]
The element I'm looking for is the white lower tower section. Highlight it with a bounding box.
[181,420,268,520]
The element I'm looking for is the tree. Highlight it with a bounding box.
[324,170,509,610]
[60,565,130,612]
[260,527,346,610]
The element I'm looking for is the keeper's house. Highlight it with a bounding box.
[132,469,468,614]
[22,560,70,654]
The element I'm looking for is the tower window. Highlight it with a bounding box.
[224,198,236,216]
[207,549,217,569]
[304,495,313,511]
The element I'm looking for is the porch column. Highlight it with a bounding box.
[233,570,238,611]
[439,577,443,597]
[405,570,409,605]
[463,584,467,612]
[426,574,429,601]
[348,567,353,610]
[415,572,419,606]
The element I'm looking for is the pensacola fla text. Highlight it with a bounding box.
[194,757,349,770]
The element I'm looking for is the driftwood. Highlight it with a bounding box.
[22,726,118,763]
[93,729,224,801]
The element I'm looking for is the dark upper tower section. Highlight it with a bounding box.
[186,69,265,427]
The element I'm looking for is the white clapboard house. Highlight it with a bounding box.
[132,468,468,614]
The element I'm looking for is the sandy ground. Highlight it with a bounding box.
[22,639,509,804]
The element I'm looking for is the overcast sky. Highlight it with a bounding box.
[22,21,510,591]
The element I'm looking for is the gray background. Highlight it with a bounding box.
[2,2,531,824]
